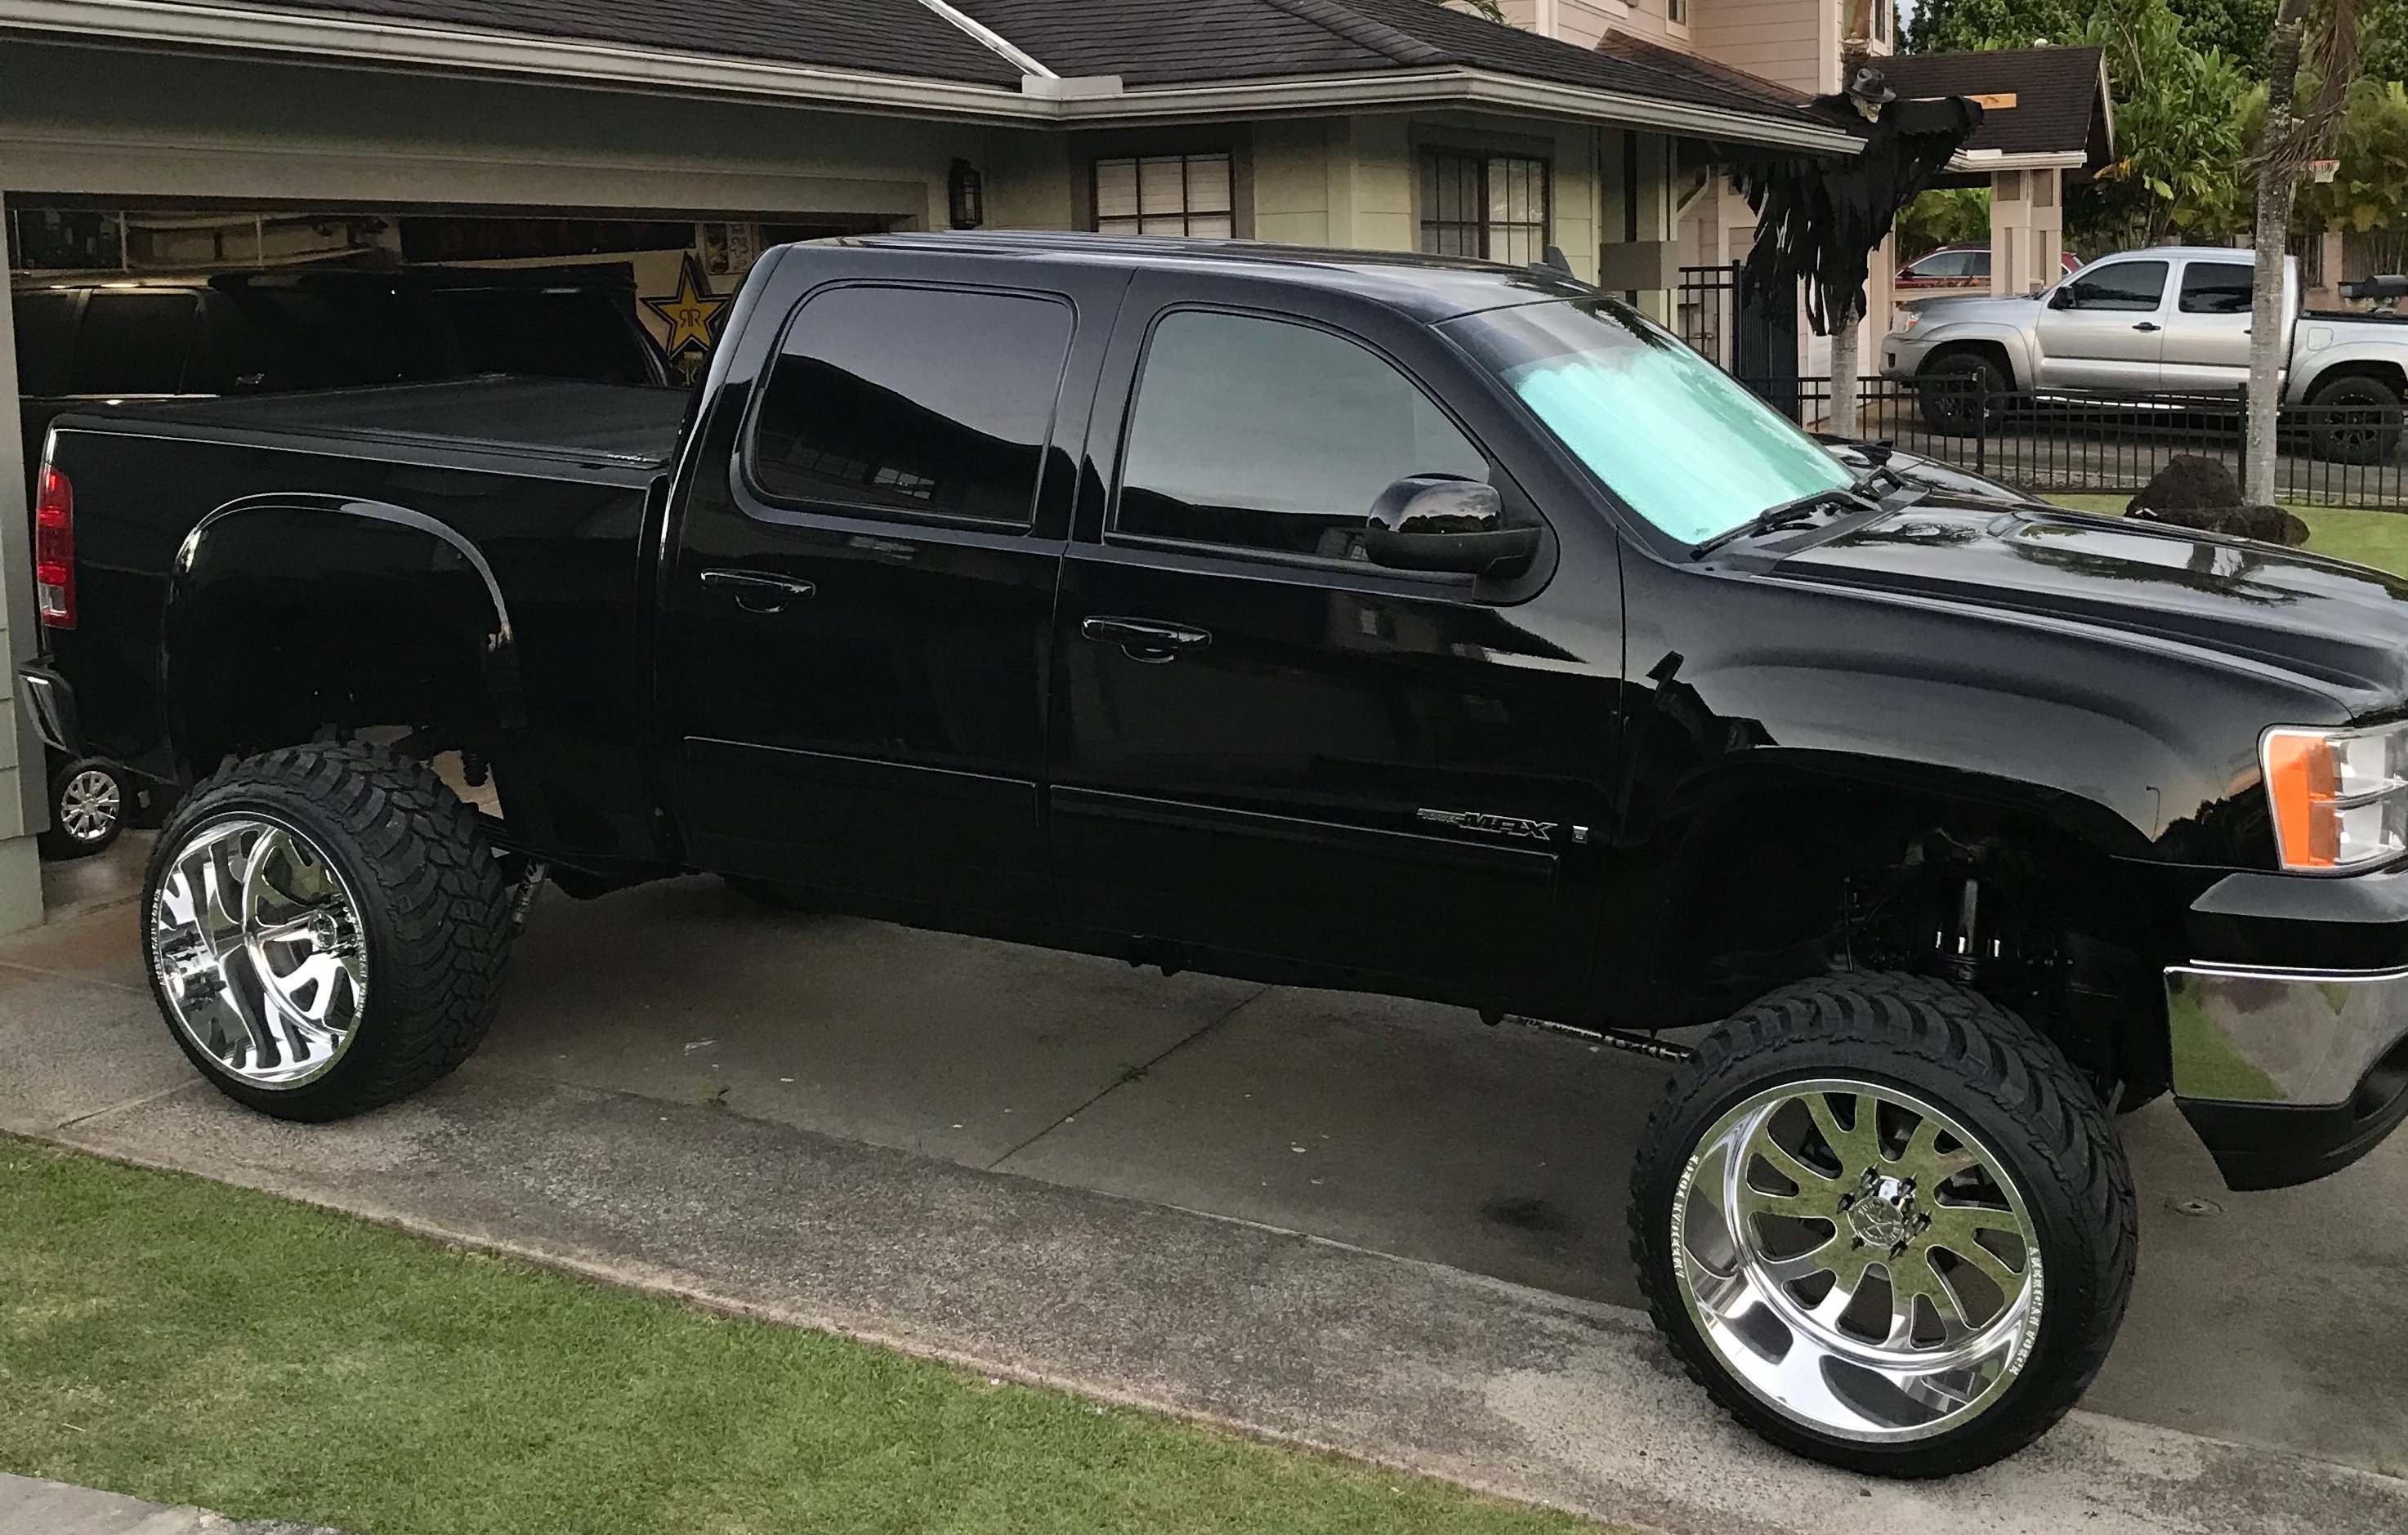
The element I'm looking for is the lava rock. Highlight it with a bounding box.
[2127,455,2245,514]
[2128,502,2312,546]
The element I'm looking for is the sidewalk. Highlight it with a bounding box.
[0,1473,344,1535]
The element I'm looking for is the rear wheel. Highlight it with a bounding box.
[144,743,514,1121]
[40,756,127,859]
[1917,352,2009,437]
[1628,971,2135,1476]
[2305,373,2403,465]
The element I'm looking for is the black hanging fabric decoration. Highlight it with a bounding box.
[1731,69,1985,337]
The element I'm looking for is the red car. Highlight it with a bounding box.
[1896,242,2082,291]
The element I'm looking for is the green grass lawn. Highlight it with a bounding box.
[2048,493,2408,578]
[0,1137,1604,1535]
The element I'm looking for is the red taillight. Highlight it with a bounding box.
[34,462,74,628]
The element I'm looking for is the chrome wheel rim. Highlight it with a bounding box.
[1669,1078,2043,1443]
[58,769,119,842]
[151,815,369,1089]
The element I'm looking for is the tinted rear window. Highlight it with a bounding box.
[9,290,78,396]
[70,291,200,395]
[750,286,1073,524]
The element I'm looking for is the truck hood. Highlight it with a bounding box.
[1771,502,2408,707]
[1901,292,2044,329]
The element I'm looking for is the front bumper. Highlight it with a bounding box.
[1879,332,1939,380]
[2169,867,2408,1189]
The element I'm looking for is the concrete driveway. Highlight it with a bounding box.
[6,846,2406,1533]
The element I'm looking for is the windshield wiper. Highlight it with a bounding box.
[1689,486,1870,560]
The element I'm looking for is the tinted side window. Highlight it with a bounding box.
[1912,252,1971,279]
[69,291,200,395]
[751,286,1072,524]
[9,291,79,396]
[2179,262,2254,315]
[2063,261,2168,312]
[1117,311,1487,558]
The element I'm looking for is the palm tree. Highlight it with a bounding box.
[2245,0,2362,505]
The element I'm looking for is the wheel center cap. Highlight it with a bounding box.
[1844,1173,1918,1251]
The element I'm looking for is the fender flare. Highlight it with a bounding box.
[162,492,528,767]
[1912,324,2035,390]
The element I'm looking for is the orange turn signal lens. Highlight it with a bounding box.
[2263,730,2341,868]
[2262,725,2408,872]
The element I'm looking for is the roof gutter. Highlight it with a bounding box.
[1074,66,1865,153]
[0,0,1863,151]
[1949,148,2089,172]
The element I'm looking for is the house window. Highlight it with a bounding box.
[1667,0,1688,23]
[1419,151,1548,266]
[1093,154,1235,238]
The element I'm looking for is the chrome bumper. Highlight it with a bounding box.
[2166,963,2408,1105]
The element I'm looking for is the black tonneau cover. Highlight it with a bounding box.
[116,376,690,466]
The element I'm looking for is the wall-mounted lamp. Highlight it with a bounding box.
[948,160,985,230]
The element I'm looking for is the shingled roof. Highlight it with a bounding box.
[1875,46,2114,164]
[78,0,1849,145]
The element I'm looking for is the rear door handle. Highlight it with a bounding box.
[2133,322,2162,332]
[701,569,815,614]
[1082,615,1211,663]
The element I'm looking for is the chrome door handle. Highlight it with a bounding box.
[1081,616,1212,663]
[701,569,815,613]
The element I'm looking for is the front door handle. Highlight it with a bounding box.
[701,569,815,614]
[2133,321,2163,332]
[1082,615,1212,663]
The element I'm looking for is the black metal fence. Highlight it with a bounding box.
[1749,375,2406,511]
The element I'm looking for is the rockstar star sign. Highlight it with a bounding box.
[643,252,730,371]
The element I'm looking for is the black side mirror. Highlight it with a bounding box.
[2048,287,2075,310]
[1364,475,1539,577]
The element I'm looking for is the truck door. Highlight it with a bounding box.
[1044,276,1616,1011]
[2158,257,2257,394]
[661,269,1116,917]
[2034,257,2169,392]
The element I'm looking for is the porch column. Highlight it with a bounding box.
[1991,168,2063,295]
[0,191,53,931]
[2027,168,2064,291]
[1990,168,2027,295]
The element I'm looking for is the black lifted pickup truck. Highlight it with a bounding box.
[27,233,2408,1477]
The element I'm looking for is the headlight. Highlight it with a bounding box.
[2262,722,2408,871]
[1896,310,1921,333]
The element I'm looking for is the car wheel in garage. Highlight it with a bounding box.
[1916,352,2008,438]
[2305,373,2403,465]
[41,756,128,859]
[143,743,514,1121]
[1628,970,2136,1477]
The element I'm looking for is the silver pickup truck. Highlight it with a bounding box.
[1881,246,2408,462]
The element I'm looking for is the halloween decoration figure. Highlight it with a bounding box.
[1730,69,1984,435]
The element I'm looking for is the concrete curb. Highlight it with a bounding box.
[0,1472,347,1535]
[25,1068,2408,1535]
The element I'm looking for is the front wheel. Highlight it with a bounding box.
[1628,971,2136,1476]
[1916,353,2009,437]
[143,743,515,1121]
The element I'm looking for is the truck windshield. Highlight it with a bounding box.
[1444,297,1854,546]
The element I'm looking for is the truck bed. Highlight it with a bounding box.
[109,376,690,470]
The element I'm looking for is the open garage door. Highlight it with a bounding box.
[7,203,903,480]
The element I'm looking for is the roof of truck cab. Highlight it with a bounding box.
[810,231,1597,323]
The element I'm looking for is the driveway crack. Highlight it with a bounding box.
[984,983,1271,1170]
